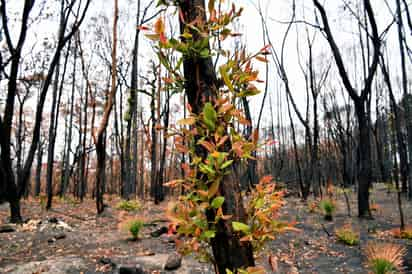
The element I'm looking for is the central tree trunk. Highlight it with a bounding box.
[178,0,255,272]
[355,101,372,218]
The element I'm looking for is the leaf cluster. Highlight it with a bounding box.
[142,0,289,266]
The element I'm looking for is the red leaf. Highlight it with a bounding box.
[260,44,272,52]
[199,140,215,152]
[259,175,273,185]
[138,25,150,31]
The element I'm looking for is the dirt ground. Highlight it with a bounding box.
[0,183,411,273]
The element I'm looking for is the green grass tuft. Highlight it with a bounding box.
[116,200,141,212]
[128,220,144,240]
[335,226,359,246]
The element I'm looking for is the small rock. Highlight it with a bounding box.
[150,226,168,238]
[118,265,145,274]
[164,252,182,271]
[48,217,59,223]
[48,232,66,243]
[55,233,66,240]
[99,257,116,267]
[0,224,16,233]
[56,221,72,231]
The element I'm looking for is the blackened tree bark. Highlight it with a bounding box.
[77,34,91,202]
[60,39,78,197]
[286,94,304,196]
[94,0,118,214]
[396,0,412,197]
[46,1,66,208]
[34,139,45,196]
[0,0,35,223]
[241,97,258,191]
[178,0,254,272]
[124,0,141,199]
[150,74,158,203]
[313,0,381,218]
[157,86,169,202]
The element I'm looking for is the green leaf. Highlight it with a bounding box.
[232,221,250,234]
[200,48,210,58]
[211,196,225,208]
[237,88,260,97]
[255,198,264,209]
[201,230,216,239]
[157,52,171,71]
[219,65,234,92]
[199,163,216,175]
[193,218,208,229]
[203,102,217,131]
[176,43,189,54]
[180,32,192,39]
[174,57,183,71]
[156,0,167,7]
[220,160,233,170]
[198,37,210,50]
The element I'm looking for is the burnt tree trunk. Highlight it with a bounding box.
[314,0,380,218]
[396,0,412,197]
[157,88,169,202]
[150,77,158,203]
[34,141,44,197]
[178,1,254,272]
[0,0,36,223]
[94,0,118,214]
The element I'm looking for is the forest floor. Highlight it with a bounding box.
[0,183,412,274]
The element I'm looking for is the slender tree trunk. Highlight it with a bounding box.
[60,41,78,197]
[157,88,169,202]
[178,1,255,271]
[34,141,43,197]
[241,97,258,191]
[286,94,305,198]
[150,80,158,203]
[396,0,412,197]
[94,0,118,214]
[390,115,405,230]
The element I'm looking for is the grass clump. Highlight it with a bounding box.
[364,242,406,274]
[116,200,141,212]
[335,225,359,246]
[319,199,336,221]
[129,220,144,240]
[120,219,144,240]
